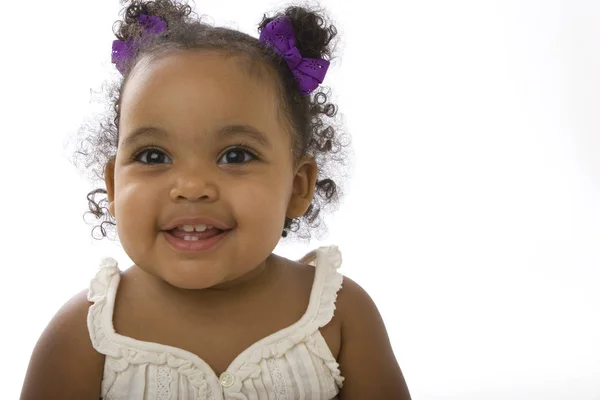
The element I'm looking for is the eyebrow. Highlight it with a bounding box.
[219,124,272,149]
[121,124,272,149]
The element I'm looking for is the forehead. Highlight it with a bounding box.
[119,50,284,141]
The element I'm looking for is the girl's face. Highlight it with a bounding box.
[105,50,317,289]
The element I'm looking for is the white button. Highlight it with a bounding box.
[219,372,235,388]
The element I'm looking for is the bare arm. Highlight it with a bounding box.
[20,290,105,400]
[336,277,412,400]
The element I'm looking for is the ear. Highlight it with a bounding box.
[104,157,116,218]
[286,157,318,219]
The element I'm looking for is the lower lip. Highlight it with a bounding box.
[162,230,230,252]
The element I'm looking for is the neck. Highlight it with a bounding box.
[205,255,273,291]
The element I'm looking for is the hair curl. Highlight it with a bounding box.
[72,0,350,241]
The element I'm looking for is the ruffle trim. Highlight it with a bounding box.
[87,258,211,397]
[308,332,345,388]
[312,245,344,330]
[87,258,120,358]
[87,246,345,396]
[230,246,344,388]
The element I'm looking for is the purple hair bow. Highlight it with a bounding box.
[112,14,167,74]
[259,17,330,96]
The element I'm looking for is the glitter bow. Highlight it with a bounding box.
[111,14,167,74]
[259,17,330,96]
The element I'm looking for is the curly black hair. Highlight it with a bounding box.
[72,0,350,241]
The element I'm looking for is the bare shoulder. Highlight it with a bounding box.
[20,289,105,400]
[278,254,343,357]
[335,276,412,400]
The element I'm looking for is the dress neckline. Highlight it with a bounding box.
[95,247,337,382]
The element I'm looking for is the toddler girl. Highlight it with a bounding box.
[21,1,411,399]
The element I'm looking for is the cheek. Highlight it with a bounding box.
[230,174,291,223]
[114,177,157,232]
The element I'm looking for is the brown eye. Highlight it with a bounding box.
[135,148,172,164]
[218,148,256,164]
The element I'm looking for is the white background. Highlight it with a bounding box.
[1,0,599,399]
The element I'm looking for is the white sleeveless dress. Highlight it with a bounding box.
[87,246,345,400]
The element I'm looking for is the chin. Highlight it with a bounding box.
[158,260,229,290]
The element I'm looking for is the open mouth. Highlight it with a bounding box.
[168,226,225,241]
[163,226,231,252]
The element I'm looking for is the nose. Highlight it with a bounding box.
[169,170,219,203]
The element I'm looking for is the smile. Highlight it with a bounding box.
[162,228,230,252]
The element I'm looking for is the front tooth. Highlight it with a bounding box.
[194,224,208,232]
[183,235,199,241]
[182,225,195,232]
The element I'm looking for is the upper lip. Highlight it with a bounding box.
[162,216,234,231]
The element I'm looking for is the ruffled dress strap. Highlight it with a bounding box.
[87,258,129,397]
[303,245,344,329]
[301,245,345,388]
[87,259,217,398]
[226,245,345,390]
[87,257,123,358]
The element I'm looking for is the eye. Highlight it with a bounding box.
[218,147,257,164]
[134,148,172,165]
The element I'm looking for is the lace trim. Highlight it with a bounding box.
[157,366,172,400]
[267,358,288,400]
